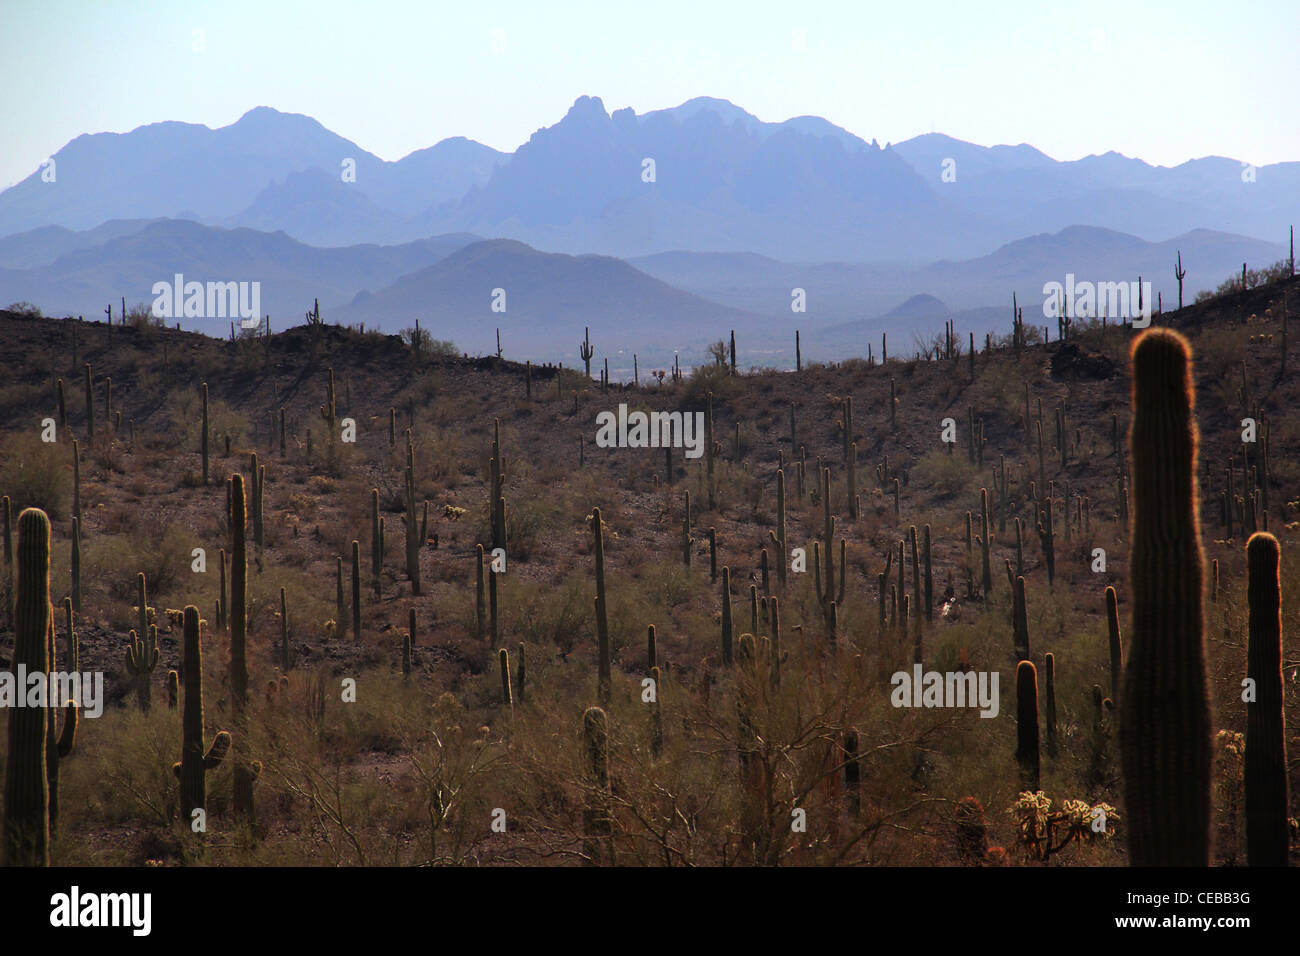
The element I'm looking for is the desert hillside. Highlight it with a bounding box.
[1,271,1298,867]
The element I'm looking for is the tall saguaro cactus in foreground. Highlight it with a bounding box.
[1244,532,1288,866]
[3,509,52,866]
[1119,328,1212,867]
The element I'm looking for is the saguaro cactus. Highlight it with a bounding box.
[1015,660,1040,792]
[582,706,612,865]
[682,491,693,567]
[580,327,594,378]
[1044,652,1058,758]
[768,471,787,587]
[229,473,255,823]
[404,439,422,594]
[475,543,486,637]
[370,488,381,596]
[83,363,94,439]
[201,382,210,484]
[1119,328,1212,867]
[279,587,290,673]
[124,626,160,711]
[585,707,613,863]
[1175,251,1186,310]
[176,605,230,828]
[1011,576,1031,662]
[1244,532,1288,866]
[593,507,611,707]
[3,509,52,865]
[1105,586,1123,703]
[979,488,993,600]
[720,566,734,665]
[498,647,513,707]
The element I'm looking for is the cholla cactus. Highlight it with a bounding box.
[1011,790,1119,861]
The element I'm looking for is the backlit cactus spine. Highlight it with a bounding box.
[1119,328,1212,867]
[1244,532,1288,866]
[3,508,52,865]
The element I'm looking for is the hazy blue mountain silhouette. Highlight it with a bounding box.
[329,237,769,359]
[0,219,481,321]
[2,97,1296,262]
[0,106,504,238]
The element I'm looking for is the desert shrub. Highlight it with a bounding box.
[520,573,592,655]
[681,361,741,404]
[911,449,977,499]
[84,523,192,604]
[1198,258,1293,301]
[162,387,248,452]
[5,301,41,318]
[0,382,50,424]
[0,430,72,519]
[127,302,164,330]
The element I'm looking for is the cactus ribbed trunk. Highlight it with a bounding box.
[3,509,52,866]
[179,605,229,827]
[1244,532,1288,866]
[1119,328,1211,867]
[1015,660,1040,792]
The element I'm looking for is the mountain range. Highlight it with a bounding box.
[0,216,1284,366]
[4,96,1296,261]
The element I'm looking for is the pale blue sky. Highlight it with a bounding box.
[2,0,1296,189]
